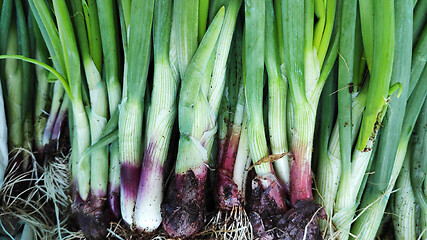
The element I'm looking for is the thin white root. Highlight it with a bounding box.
[0,147,81,239]
[204,206,253,240]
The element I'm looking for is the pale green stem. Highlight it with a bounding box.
[392,154,416,240]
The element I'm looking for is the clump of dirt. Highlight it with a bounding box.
[276,199,325,240]
[246,174,287,239]
[161,169,207,238]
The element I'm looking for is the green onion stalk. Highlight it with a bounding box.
[349,4,424,239]
[351,40,426,239]
[265,0,289,193]
[0,0,38,172]
[2,0,32,161]
[350,68,427,240]
[314,64,337,235]
[50,0,90,227]
[215,12,243,173]
[15,0,33,171]
[332,0,359,237]
[215,20,246,211]
[392,151,417,240]
[242,0,288,238]
[211,17,254,238]
[95,0,122,219]
[279,0,338,237]
[332,82,384,240]
[69,0,111,237]
[3,24,23,151]
[33,22,53,155]
[410,101,427,239]
[118,0,154,227]
[26,0,95,237]
[132,0,177,232]
[332,0,398,238]
[316,78,368,236]
[211,25,253,239]
[161,6,228,238]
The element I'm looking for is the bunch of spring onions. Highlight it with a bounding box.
[20,0,122,238]
[0,0,33,173]
[315,0,427,239]
[161,0,245,237]
[1,0,427,239]
[0,0,72,238]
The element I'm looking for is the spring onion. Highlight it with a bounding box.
[161,8,225,238]
[133,0,177,232]
[243,1,288,238]
[351,64,427,240]
[95,0,122,219]
[331,0,398,238]
[118,0,154,226]
[216,21,245,211]
[33,23,51,154]
[279,0,338,237]
[68,0,110,237]
[265,0,290,192]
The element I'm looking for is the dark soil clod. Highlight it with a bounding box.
[276,199,325,240]
[247,174,287,240]
[161,169,207,238]
[74,193,112,240]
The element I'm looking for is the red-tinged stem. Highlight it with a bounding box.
[120,162,141,223]
[107,182,120,219]
[217,127,243,209]
[289,106,315,206]
[108,142,121,219]
[222,129,241,173]
[51,100,69,141]
[217,137,227,170]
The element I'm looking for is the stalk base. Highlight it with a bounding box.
[73,192,112,240]
[247,173,287,239]
[161,166,207,238]
[276,199,325,240]
[216,169,242,209]
[107,183,121,219]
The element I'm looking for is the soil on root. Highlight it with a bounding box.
[161,169,207,239]
[246,174,288,240]
[276,199,326,240]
